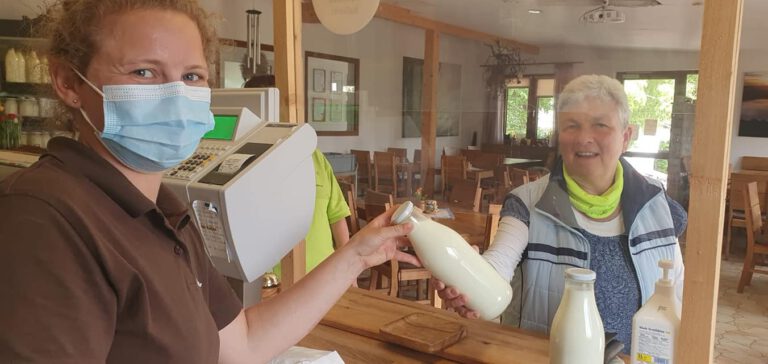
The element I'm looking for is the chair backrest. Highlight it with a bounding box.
[387,147,408,162]
[413,149,421,164]
[460,148,484,165]
[509,168,530,188]
[544,150,557,171]
[744,182,764,247]
[729,173,768,212]
[350,149,371,180]
[742,156,768,171]
[470,152,504,170]
[337,180,360,234]
[482,204,502,252]
[527,166,550,181]
[364,189,394,222]
[373,151,398,192]
[447,178,482,212]
[441,154,468,193]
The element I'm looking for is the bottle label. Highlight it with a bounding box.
[635,324,672,364]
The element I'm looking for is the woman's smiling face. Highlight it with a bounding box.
[557,96,631,194]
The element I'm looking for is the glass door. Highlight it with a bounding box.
[617,71,698,205]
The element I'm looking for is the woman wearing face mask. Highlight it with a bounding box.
[0,1,416,363]
[436,75,688,353]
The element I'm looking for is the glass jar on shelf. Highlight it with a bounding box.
[4,98,19,115]
[19,97,39,117]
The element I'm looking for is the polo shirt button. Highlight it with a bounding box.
[174,245,183,255]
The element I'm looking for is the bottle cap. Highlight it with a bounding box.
[565,268,596,281]
[391,201,414,224]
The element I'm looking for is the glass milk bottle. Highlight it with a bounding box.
[390,201,512,320]
[549,268,605,364]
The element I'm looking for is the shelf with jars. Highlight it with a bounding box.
[0,32,73,158]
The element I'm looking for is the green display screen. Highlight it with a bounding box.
[204,115,238,140]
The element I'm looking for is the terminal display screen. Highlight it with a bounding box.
[204,115,238,140]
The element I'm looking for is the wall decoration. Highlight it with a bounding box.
[305,51,360,136]
[739,72,768,138]
[216,39,274,89]
[312,97,327,122]
[330,71,344,93]
[329,99,343,122]
[402,57,462,138]
[312,69,326,92]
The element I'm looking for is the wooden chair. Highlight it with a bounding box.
[725,174,768,260]
[447,178,482,212]
[363,189,394,222]
[737,182,768,293]
[373,151,405,197]
[387,147,408,163]
[364,194,438,307]
[350,149,372,195]
[337,180,360,235]
[440,154,468,194]
[491,166,512,203]
[480,204,502,253]
[509,168,530,188]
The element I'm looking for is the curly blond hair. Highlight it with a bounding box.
[38,0,218,73]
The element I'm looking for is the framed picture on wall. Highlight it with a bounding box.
[329,99,343,122]
[305,51,360,136]
[312,97,327,122]
[312,69,326,93]
[330,71,344,93]
[739,72,768,138]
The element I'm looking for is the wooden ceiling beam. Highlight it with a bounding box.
[301,2,539,54]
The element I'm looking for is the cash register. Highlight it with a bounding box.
[163,88,317,305]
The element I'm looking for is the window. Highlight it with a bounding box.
[504,76,555,143]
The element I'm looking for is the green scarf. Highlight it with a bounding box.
[563,162,624,219]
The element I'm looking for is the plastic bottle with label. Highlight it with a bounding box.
[390,201,513,320]
[5,48,19,82]
[26,51,42,83]
[16,50,26,83]
[549,268,605,364]
[630,260,680,364]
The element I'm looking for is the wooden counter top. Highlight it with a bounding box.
[299,288,550,363]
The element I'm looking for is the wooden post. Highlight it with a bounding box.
[678,1,743,362]
[273,0,303,124]
[274,0,306,288]
[420,30,439,197]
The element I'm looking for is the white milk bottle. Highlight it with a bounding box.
[630,259,680,364]
[390,201,512,320]
[549,268,605,364]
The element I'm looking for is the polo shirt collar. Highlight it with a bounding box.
[45,137,189,228]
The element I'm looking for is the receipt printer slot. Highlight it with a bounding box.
[199,143,272,186]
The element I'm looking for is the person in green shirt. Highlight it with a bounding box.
[274,149,352,276]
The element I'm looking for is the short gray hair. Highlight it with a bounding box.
[556,75,630,129]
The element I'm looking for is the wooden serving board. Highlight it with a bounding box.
[379,313,467,353]
[320,288,550,364]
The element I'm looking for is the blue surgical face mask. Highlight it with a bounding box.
[72,68,215,173]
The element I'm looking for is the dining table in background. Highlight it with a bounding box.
[503,158,544,169]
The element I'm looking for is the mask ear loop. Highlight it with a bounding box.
[69,66,104,137]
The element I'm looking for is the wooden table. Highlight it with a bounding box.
[299,288,551,363]
[503,158,543,169]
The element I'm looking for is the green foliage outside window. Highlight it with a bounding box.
[505,87,528,138]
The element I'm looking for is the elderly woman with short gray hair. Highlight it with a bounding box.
[437,74,687,352]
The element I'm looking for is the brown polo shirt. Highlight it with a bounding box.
[0,138,243,363]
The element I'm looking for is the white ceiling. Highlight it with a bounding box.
[384,0,767,51]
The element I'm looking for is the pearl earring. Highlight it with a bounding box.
[73,98,78,104]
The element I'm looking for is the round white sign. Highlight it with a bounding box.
[312,0,380,35]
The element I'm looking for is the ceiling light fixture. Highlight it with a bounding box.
[528,9,542,14]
